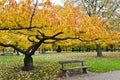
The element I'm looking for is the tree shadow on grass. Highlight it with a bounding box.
[14,66,43,72]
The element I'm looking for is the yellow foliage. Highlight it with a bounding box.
[0,0,119,49]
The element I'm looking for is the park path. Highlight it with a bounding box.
[63,70,120,80]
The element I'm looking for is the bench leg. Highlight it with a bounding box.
[62,70,69,77]
[82,68,87,73]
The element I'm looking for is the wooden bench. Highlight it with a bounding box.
[59,60,90,77]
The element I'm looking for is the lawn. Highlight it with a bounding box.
[0,52,120,80]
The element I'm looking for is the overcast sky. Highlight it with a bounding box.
[48,0,63,5]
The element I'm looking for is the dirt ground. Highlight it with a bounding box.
[63,70,120,80]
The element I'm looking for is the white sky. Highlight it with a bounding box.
[48,0,63,5]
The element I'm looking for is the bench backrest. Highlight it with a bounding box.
[59,60,85,64]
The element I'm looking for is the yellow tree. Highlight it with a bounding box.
[0,0,83,70]
[72,0,120,56]
[75,14,120,56]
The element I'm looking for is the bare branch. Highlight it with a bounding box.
[81,0,87,10]
[97,5,104,14]
[108,1,120,19]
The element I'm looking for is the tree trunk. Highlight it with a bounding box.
[96,44,103,57]
[22,55,34,71]
[56,46,62,53]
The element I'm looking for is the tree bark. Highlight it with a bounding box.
[56,46,62,53]
[96,44,103,57]
[22,55,34,71]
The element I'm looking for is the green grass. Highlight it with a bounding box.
[0,52,120,80]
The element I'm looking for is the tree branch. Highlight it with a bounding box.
[25,43,37,55]
[29,0,38,28]
[0,42,25,54]
[97,5,104,14]
[51,37,78,41]
[15,21,23,28]
[0,26,42,30]
[36,35,42,40]
[51,32,63,38]
[78,38,99,42]
[108,1,120,19]
[29,41,43,56]
[38,30,45,37]
[28,35,38,43]
[43,41,56,44]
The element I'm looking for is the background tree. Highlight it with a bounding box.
[71,0,120,31]
[71,0,120,56]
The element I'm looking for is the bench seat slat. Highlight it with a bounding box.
[62,66,90,71]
